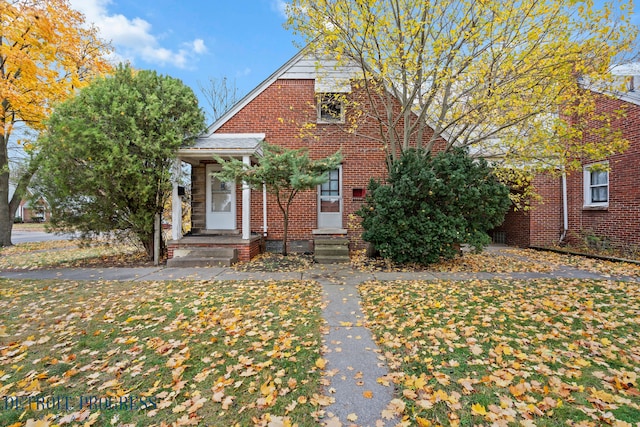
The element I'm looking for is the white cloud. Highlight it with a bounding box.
[191,39,208,55]
[69,0,207,69]
[271,0,288,18]
[237,67,252,77]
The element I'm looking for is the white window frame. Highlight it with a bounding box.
[317,93,345,124]
[583,162,609,208]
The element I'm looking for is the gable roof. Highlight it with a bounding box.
[205,48,360,134]
[582,63,640,106]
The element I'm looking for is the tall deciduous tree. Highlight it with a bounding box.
[213,143,342,256]
[37,64,206,258]
[286,0,637,171]
[0,0,112,246]
[198,76,239,123]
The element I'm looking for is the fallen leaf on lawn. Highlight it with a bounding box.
[471,403,488,416]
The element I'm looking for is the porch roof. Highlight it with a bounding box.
[177,133,265,163]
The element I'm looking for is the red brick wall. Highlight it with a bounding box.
[529,173,564,247]
[494,208,531,247]
[562,95,640,250]
[495,173,564,248]
[213,78,439,248]
[514,93,640,251]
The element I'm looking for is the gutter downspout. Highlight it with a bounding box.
[560,172,568,243]
[263,183,268,236]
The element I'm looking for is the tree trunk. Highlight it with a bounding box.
[0,208,12,247]
[0,133,13,247]
[142,233,155,260]
[141,230,165,261]
[281,210,289,256]
[0,138,41,247]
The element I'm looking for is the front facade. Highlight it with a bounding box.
[169,50,436,262]
[16,193,50,223]
[496,81,640,254]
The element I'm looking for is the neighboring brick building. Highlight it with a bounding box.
[168,50,439,262]
[495,81,640,253]
[16,192,50,223]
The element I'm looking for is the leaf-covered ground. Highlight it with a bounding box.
[349,249,555,274]
[504,249,640,278]
[233,253,315,272]
[231,249,553,274]
[0,242,150,270]
[0,279,325,426]
[359,279,640,426]
[4,239,640,279]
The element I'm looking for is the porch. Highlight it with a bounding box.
[167,233,263,267]
[167,134,265,266]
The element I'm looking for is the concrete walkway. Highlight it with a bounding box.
[1,248,638,427]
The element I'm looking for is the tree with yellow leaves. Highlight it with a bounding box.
[0,0,111,246]
[286,0,637,173]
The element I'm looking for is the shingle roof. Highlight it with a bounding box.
[177,133,265,161]
[190,133,265,150]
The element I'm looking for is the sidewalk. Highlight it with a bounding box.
[1,248,637,426]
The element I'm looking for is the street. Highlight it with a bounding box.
[11,230,76,244]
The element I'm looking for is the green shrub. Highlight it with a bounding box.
[358,148,510,265]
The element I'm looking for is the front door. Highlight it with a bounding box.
[318,167,343,229]
[206,164,236,230]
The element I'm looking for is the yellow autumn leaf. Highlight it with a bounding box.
[416,417,432,427]
[363,390,373,398]
[315,357,327,370]
[471,403,488,416]
[261,380,276,396]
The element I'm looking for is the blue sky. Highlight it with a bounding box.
[69,0,639,120]
[69,0,299,118]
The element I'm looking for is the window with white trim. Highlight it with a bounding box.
[583,163,609,208]
[317,93,345,123]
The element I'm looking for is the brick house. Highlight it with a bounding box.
[494,76,640,254]
[167,50,439,265]
[15,191,50,223]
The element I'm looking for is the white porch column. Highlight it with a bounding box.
[242,155,251,240]
[171,158,183,241]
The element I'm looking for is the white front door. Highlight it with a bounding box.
[318,167,343,229]
[206,164,236,230]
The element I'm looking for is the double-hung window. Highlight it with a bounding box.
[583,163,609,208]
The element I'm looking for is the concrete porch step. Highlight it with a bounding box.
[314,237,350,264]
[167,247,238,268]
[167,257,236,268]
[314,256,351,265]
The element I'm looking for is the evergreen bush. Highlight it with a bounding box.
[358,148,510,265]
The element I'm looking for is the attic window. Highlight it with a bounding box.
[317,93,344,124]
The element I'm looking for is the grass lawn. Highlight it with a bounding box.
[0,241,149,270]
[359,278,640,426]
[11,224,47,232]
[0,279,325,426]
